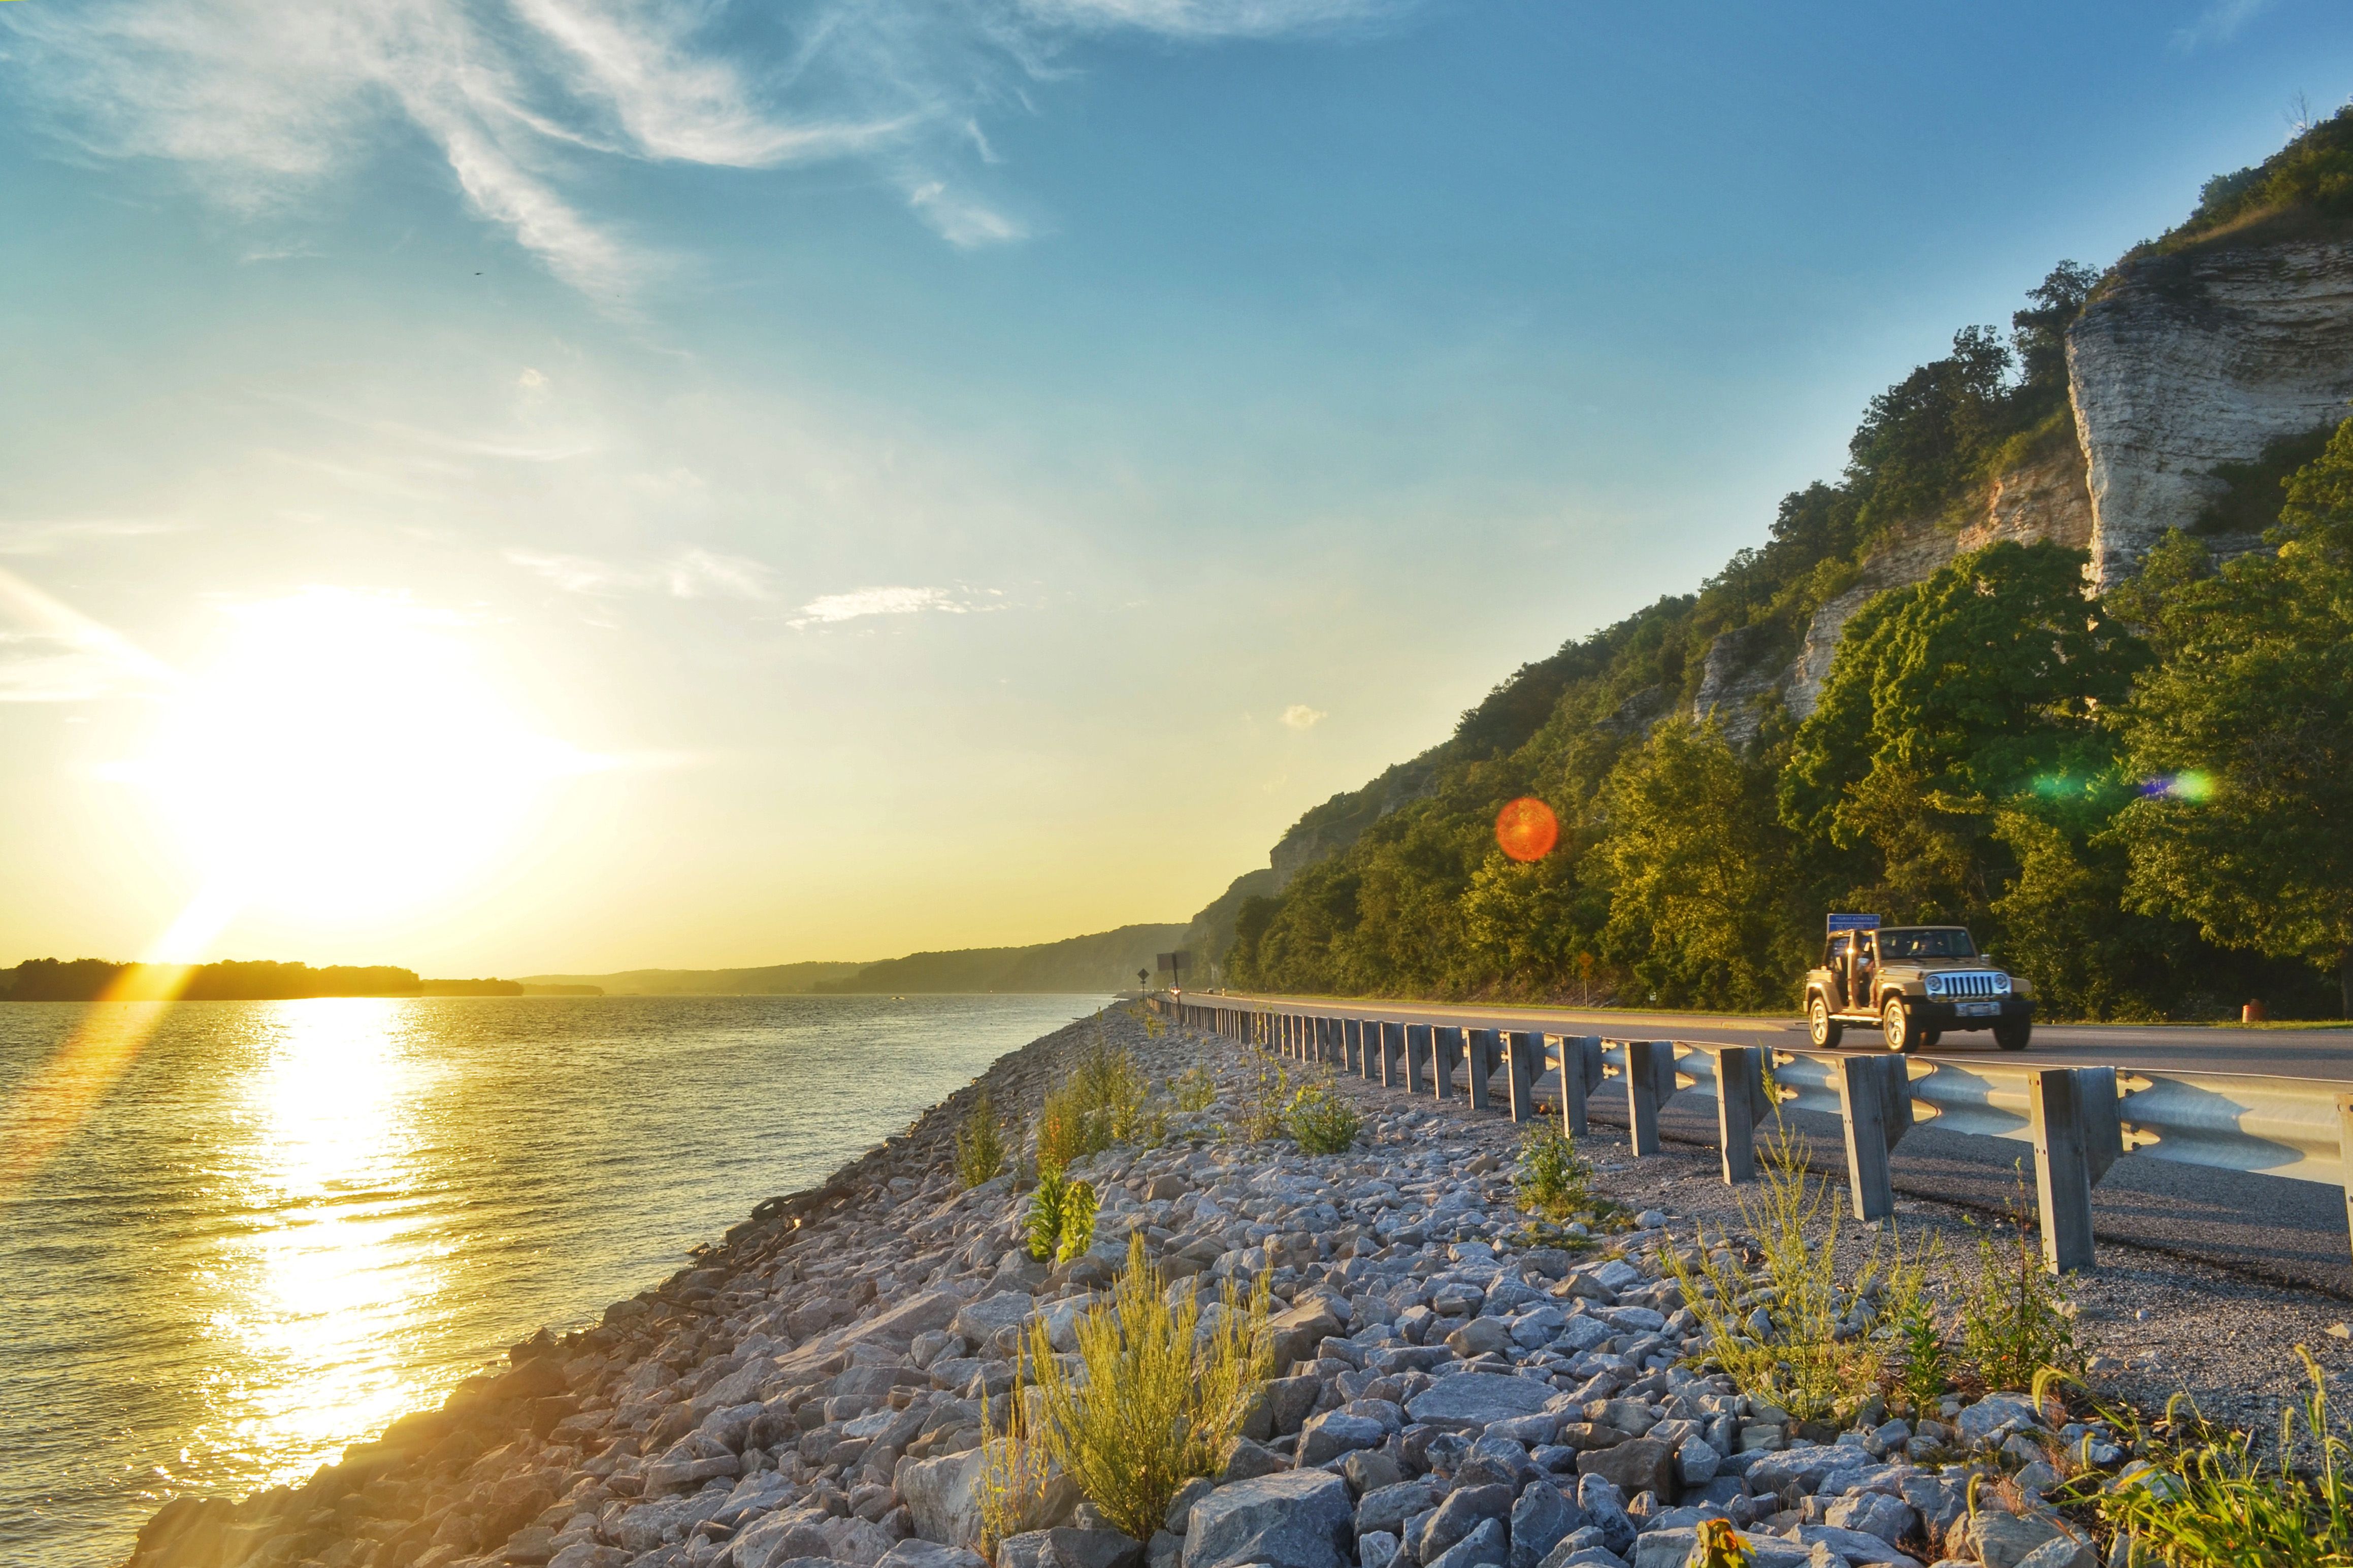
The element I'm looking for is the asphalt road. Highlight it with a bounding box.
[1183,991,2353,1297]
[1193,991,2353,1080]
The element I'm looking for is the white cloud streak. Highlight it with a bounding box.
[507,546,774,599]
[2171,0,2273,52]
[0,568,183,702]
[1,0,1401,299]
[1281,703,1326,730]
[788,584,1000,627]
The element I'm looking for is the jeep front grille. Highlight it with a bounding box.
[1926,971,2008,998]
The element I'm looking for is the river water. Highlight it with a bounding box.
[0,993,1106,1567]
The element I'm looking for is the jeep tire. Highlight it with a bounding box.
[1808,994,1843,1049]
[1881,994,1923,1053]
[1995,1018,2032,1051]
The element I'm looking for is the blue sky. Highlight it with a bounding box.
[1,0,2348,973]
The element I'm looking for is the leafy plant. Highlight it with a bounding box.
[1284,1075,1360,1154]
[1692,1518,1756,1568]
[1661,1115,1905,1424]
[1170,1066,1218,1113]
[1514,1122,1593,1222]
[2046,1351,2353,1567]
[1012,1233,1274,1541]
[956,1090,1009,1188]
[1056,1180,1098,1267]
[1026,1167,1071,1263]
[1237,1049,1291,1142]
[1886,1244,1951,1416]
[1957,1173,2078,1390]
[1035,1083,1109,1175]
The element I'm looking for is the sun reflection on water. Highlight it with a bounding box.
[193,1000,454,1486]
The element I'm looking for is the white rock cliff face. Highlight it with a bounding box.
[1763,442,2096,729]
[2068,238,2353,588]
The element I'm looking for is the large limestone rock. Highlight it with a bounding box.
[1181,1470,1355,1568]
[1402,1372,1562,1427]
[2069,237,2353,587]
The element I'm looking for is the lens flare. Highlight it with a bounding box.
[2139,771,2215,803]
[1495,796,1559,862]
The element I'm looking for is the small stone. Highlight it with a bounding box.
[1633,1211,1669,1230]
[2330,1323,2352,1340]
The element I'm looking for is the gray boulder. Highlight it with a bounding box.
[1790,1523,1919,1565]
[1406,1374,1561,1428]
[1673,1438,1718,1489]
[1574,1439,1675,1504]
[1297,1410,1387,1466]
[898,1448,991,1547]
[1355,1480,1439,1538]
[1182,1469,1356,1568]
[875,1545,990,1568]
[1573,1476,1633,1557]
[998,1528,1146,1568]
[1954,1394,2042,1446]
[1417,1485,1513,1562]
[1424,1518,1508,1568]
[1823,1491,1917,1545]
[952,1292,1036,1345]
[1506,1481,1581,1568]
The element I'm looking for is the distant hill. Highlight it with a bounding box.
[521,923,1188,997]
[813,923,1185,994]
[513,960,870,996]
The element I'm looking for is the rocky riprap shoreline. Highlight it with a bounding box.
[126,1007,2129,1568]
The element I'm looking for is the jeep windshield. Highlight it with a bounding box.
[1878,927,1976,959]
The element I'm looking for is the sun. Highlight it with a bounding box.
[119,589,597,924]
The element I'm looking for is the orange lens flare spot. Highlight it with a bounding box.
[1495,796,1559,862]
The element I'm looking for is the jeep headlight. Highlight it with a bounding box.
[1995,972,2013,995]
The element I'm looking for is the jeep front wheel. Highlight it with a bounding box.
[1881,994,1922,1053]
[1808,995,1843,1049]
[1995,1019,2032,1051]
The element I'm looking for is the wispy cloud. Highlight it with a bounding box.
[0,568,182,702]
[1281,703,1326,730]
[788,584,1003,628]
[507,545,774,599]
[1,0,1402,299]
[2172,0,2273,52]
[0,518,192,556]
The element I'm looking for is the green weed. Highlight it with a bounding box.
[1237,1049,1291,1143]
[1959,1172,2078,1389]
[1015,1234,1274,1541]
[1514,1122,1593,1222]
[955,1089,1009,1189]
[1170,1066,1218,1114]
[1284,1074,1360,1154]
[2045,1352,2353,1567]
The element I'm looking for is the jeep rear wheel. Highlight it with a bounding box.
[1808,995,1843,1049]
[1882,994,1922,1053]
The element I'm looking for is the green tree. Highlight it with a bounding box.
[1593,718,1799,1009]
[1781,540,2144,925]
[2114,418,2353,1016]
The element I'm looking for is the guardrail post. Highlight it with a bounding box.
[1837,1055,1915,1222]
[2336,1094,2353,1273]
[1505,1031,1540,1124]
[1625,1040,1678,1155]
[1403,1024,1429,1092]
[1433,1026,1461,1099]
[1376,1021,1397,1086]
[1465,1029,1497,1110]
[1715,1045,1771,1184]
[2030,1067,2119,1274]
[1557,1036,1602,1137]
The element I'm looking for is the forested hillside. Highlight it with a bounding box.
[1220,108,2353,1022]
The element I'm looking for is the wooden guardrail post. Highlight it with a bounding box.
[2030,1066,2121,1273]
[1505,1030,1540,1124]
[1625,1040,1677,1155]
[1715,1045,1771,1184]
[1837,1055,1915,1221]
[1433,1026,1461,1099]
[1404,1024,1429,1093]
[1557,1035,1603,1137]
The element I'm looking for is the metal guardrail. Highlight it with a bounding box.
[1147,993,2353,1275]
